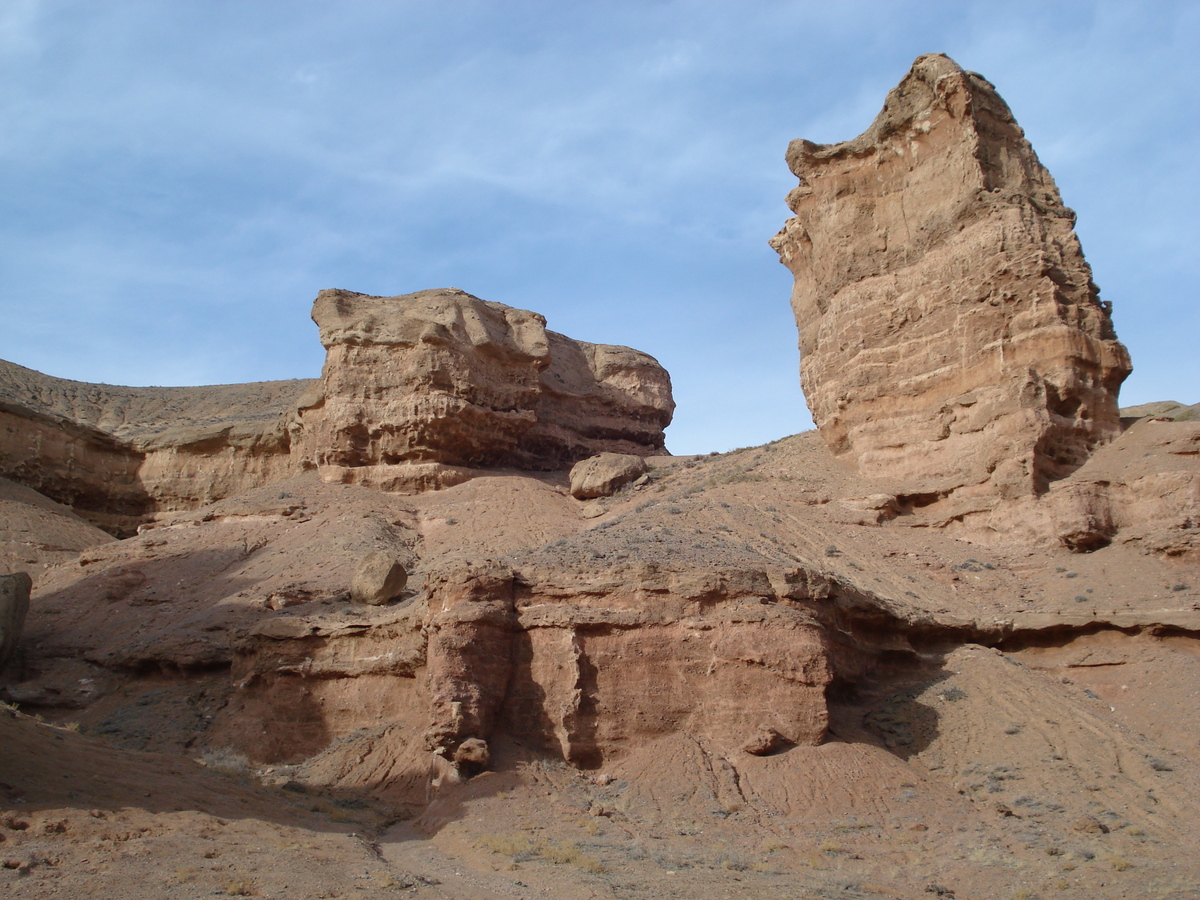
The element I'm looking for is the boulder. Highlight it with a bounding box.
[770,54,1131,501]
[0,571,32,671]
[569,453,649,499]
[452,737,490,768]
[350,551,408,606]
[741,725,790,756]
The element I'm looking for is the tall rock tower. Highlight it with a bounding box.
[770,54,1131,501]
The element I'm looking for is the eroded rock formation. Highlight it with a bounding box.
[293,288,673,491]
[0,359,309,532]
[0,289,674,527]
[569,452,648,499]
[421,559,830,771]
[770,53,1131,501]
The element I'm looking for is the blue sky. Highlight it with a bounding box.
[1,1,1196,454]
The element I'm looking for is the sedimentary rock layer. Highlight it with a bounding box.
[0,289,674,523]
[770,53,1131,499]
[421,560,830,770]
[293,288,674,489]
[0,360,308,532]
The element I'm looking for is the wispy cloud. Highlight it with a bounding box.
[0,0,1196,449]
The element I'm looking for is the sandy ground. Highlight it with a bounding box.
[3,422,1199,899]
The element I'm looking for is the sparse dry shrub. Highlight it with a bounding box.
[222,877,258,896]
[1107,853,1134,871]
[479,834,604,874]
[196,748,253,776]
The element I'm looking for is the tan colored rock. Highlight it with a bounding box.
[7,412,1200,896]
[569,452,648,499]
[0,358,308,533]
[1,571,32,671]
[350,551,408,606]
[419,558,831,767]
[770,54,1131,502]
[1072,815,1110,834]
[452,736,490,768]
[0,288,673,527]
[1045,417,1200,555]
[424,560,518,758]
[250,617,315,640]
[293,288,673,486]
[741,725,789,756]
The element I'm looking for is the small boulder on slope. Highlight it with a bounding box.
[569,453,649,500]
[350,552,408,606]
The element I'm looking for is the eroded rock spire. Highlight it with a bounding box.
[771,53,1131,501]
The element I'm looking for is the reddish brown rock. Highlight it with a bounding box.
[770,53,1131,501]
[0,358,308,533]
[293,288,673,490]
[349,551,408,606]
[0,288,674,526]
[0,477,113,581]
[423,560,518,764]
[1045,416,1200,555]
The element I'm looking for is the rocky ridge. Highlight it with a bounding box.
[292,287,673,493]
[0,289,673,533]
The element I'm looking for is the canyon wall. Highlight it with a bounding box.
[0,362,308,533]
[0,290,674,525]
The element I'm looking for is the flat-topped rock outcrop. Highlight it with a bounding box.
[0,359,310,532]
[770,53,1131,504]
[293,288,673,491]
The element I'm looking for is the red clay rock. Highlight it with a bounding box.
[0,289,674,526]
[770,53,1131,502]
[0,478,112,582]
[0,359,307,533]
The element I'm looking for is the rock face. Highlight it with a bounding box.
[770,54,1131,501]
[293,288,674,490]
[0,359,309,533]
[0,289,674,527]
[1,571,32,671]
[1046,415,1200,554]
[420,558,831,772]
[0,477,113,581]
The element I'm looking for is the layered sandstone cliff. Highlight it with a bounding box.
[0,290,674,526]
[770,53,1131,502]
[0,359,309,532]
[293,288,674,491]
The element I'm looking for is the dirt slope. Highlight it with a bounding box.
[1,413,1198,899]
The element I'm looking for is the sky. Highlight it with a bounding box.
[1,1,1196,454]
